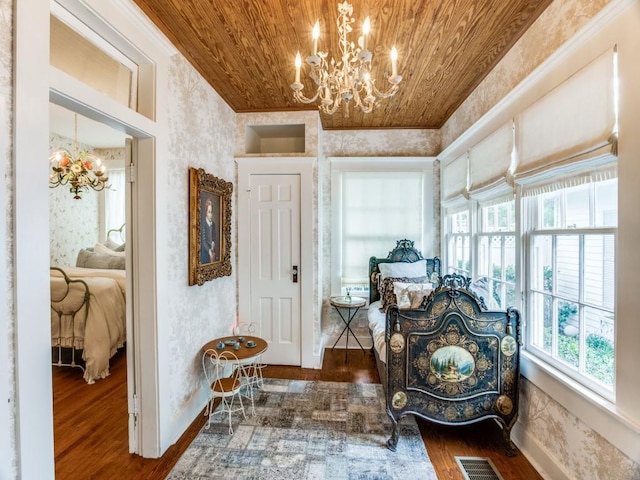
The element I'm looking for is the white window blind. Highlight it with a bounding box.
[468,121,514,196]
[340,171,423,287]
[515,48,616,180]
[442,152,468,205]
[105,167,126,235]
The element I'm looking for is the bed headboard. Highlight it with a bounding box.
[368,239,441,304]
[106,223,126,245]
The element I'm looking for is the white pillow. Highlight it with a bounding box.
[94,243,126,257]
[378,259,426,280]
[393,281,433,309]
[105,238,124,251]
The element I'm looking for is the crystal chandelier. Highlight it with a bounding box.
[49,113,111,200]
[291,1,402,116]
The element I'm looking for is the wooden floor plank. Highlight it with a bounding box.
[53,348,542,479]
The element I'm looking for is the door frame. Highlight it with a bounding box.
[236,157,317,368]
[12,1,163,476]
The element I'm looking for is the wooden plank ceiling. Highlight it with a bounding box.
[133,0,552,130]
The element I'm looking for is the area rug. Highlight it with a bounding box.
[166,379,437,479]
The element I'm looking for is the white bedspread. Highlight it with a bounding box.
[50,266,126,297]
[50,268,126,384]
[368,300,387,364]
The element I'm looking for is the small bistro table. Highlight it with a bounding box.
[201,335,268,428]
[330,295,367,360]
[202,335,268,362]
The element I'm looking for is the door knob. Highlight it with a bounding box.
[292,265,298,283]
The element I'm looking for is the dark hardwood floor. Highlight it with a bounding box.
[53,348,542,479]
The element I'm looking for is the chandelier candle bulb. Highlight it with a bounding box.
[295,52,301,84]
[391,46,398,77]
[362,17,370,51]
[312,21,320,55]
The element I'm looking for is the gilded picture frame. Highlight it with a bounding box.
[188,167,233,285]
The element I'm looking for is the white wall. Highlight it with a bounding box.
[0,0,15,475]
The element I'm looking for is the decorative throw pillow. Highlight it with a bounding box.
[94,243,126,257]
[379,276,429,312]
[393,282,433,309]
[378,259,427,280]
[104,238,124,251]
[76,249,126,270]
[469,277,500,310]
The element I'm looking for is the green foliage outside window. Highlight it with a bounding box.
[541,266,614,385]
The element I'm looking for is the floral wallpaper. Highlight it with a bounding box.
[520,380,640,480]
[323,129,440,158]
[0,0,15,477]
[165,54,236,418]
[48,133,101,267]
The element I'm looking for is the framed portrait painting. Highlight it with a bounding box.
[188,167,233,285]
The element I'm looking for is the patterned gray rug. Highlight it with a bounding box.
[166,379,437,480]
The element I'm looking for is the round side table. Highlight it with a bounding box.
[330,295,366,361]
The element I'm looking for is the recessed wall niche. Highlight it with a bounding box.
[245,124,305,154]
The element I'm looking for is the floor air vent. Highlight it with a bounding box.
[455,456,504,480]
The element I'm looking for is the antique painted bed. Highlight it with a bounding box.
[367,240,522,455]
[50,247,126,384]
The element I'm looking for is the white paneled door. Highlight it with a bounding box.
[249,174,301,365]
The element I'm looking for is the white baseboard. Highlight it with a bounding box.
[512,420,574,480]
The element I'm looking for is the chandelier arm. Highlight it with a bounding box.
[291,1,400,116]
[293,88,323,104]
[369,81,400,99]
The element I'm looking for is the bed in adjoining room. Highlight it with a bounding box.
[50,231,127,384]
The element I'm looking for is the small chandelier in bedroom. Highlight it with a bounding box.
[49,113,111,200]
[290,1,402,117]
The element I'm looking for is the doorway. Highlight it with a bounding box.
[248,173,301,365]
[49,104,135,465]
[237,157,317,368]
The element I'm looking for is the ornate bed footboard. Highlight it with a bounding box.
[50,266,127,383]
[50,266,90,371]
[384,273,522,455]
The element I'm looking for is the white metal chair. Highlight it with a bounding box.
[232,322,267,404]
[202,348,246,434]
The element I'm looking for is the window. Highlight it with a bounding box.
[331,159,433,297]
[50,13,138,110]
[477,199,516,309]
[445,209,470,277]
[526,179,616,397]
[104,167,126,235]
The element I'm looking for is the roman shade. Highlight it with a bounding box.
[468,121,515,204]
[514,48,616,181]
[442,152,468,210]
